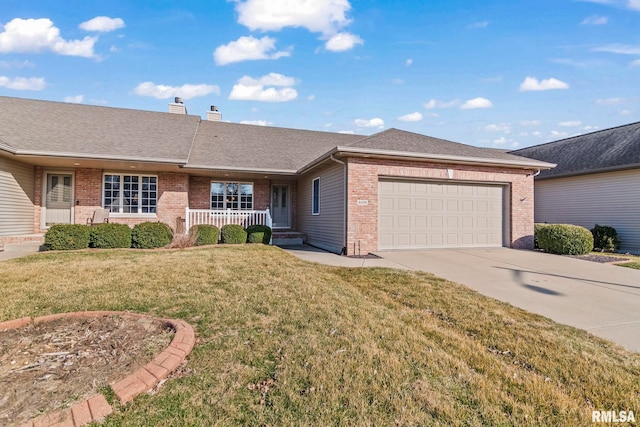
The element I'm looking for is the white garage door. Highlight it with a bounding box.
[378,180,504,250]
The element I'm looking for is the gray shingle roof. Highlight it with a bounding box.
[0,96,552,173]
[187,120,362,172]
[0,96,199,163]
[344,128,551,167]
[511,122,640,179]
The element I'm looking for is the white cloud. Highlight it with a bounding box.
[214,36,291,65]
[519,76,569,91]
[63,95,84,103]
[460,97,493,109]
[0,18,97,57]
[234,0,363,51]
[485,123,510,132]
[133,82,220,99]
[405,58,413,66]
[229,73,298,102]
[307,94,316,101]
[549,130,570,139]
[558,121,582,127]
[593,43,640,55]
[0,59,34,69]
[355,118,384,128]
[235,0,353,34]
[240,120,273,126]
[338,130,355,134]
[621,109,633,115]
[79,16,125,32]
[493,136,508,145]
[325,32,363,51]
[398,112,423,122]
[631,59,640,66]
[423,98,460,109]
[0,76,46,90]
[581,15,608,25]
[629,0,640,9]
[596,97,627,105]
[468,21,489,29]
[391,78,404,85]
[520,120,541,126]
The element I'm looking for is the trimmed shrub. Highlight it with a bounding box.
[44,224,91,250]
[591,224,620,253]
[220,224,247,244]
[190,224,219,246]
[247,232,265,244]
[131,222,173,249]
[246,225,272,244]
[89,223,132,249]
[533,223,549,249]
[537,224,594,255]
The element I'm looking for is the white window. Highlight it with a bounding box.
[103,174,157,214]
[211,182,253,210]
[312,177,320,215]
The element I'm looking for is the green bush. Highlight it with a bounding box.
[591,224,620,252]
[537,224,594,255]
[190,224,219,246]
[131,222,173,249]
[89,223,132,249]
[533,223,549,249]
[246,225,272,244]
[44,224,91,250]
[220,224,247,244]
[247,232,265,244]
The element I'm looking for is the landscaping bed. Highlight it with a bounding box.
[0,315,172,426]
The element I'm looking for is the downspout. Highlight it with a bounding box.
[527,170,541,178]
[330,154,347,255]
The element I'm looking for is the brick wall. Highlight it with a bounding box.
[345,157,535,255]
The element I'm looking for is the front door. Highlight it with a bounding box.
[45,173,74,226]
[271,185,290,229]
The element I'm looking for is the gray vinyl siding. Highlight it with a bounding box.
[535,169,640,253]
[0,157,35,236]
[297,162,346,254]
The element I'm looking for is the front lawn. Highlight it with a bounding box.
[1,245,638,426]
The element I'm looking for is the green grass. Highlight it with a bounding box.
[1,245,639,426]
[592,251,640,270]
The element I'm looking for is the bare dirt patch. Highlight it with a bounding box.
[0,315,173,427]
[566,254,630,263]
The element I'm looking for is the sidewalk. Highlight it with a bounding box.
[0,243,43,262]
[278,244,407,268]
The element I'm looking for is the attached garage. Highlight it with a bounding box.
[378,179,506,250]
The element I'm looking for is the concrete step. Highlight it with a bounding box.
[272,231,306,246]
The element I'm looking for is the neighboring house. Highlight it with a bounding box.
[0,95,552,255]
[512,122,640,254]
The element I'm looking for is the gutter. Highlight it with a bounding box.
[535,163,640,180]
[183,164,298,175]
[12,150,187,165]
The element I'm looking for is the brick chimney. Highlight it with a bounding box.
[168,97,187,114]
[207,105,222,121]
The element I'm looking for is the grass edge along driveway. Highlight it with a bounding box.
[1,245,638,426]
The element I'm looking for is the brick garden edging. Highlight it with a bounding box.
[0,311,196,427]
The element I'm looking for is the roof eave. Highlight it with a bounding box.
[11,150,187,165]
[183,164,298,176]
[299,146,555,173]
[536,163,640,180]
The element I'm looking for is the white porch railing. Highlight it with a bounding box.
[185,208,272,232]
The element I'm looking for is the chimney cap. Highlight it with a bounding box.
[174,97,183,104]
[210,105,218,112]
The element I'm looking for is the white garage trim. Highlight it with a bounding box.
[378,179,508,250]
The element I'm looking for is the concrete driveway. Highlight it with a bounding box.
[379,248,640,352]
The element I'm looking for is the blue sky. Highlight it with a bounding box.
[1,0,639,149]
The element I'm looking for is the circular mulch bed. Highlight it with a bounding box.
[0,314,173,427]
